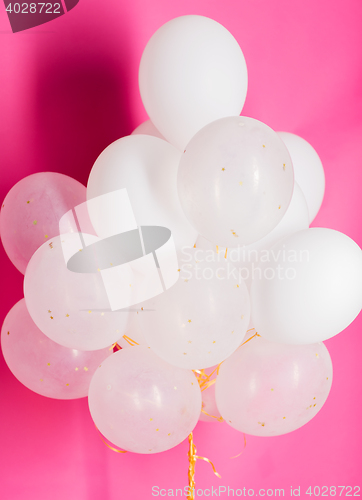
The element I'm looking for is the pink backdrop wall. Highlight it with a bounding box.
[1,1,361,498]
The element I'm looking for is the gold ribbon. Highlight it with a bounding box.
[187,432,221,500]
[122,335,139,346]
[96,427,127,454]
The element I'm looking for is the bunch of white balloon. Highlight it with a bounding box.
[1,15,362,457]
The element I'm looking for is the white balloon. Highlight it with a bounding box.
[195,182,309,290]
[215,335,333,436]
[178,116,294,247]
[251,228,362,344]
[24,235,131,351]
[278,132,325,223]
[138,249,250,369]
[139,15,248,150]
[131,119,166,140]
[87,135,197,251]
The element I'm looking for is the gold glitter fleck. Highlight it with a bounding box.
[27,201,30,204]
[271,388,274,391]
[213,341,216,344]
[49,243,53,249]
[7,331,10,335]
[183,149,186,153]
[101,312,104,316]
[188,319,192,323]
[184,279,188,282]
[97,268,100,272]
[278,205,281,210]
[188,340,192,344]
[316,353,319,358]
[313,404,316,407]
[33,220,37,225]
[258,422,265,427]
[50,316,53,320]
[66,383,69,387]
[231,330,234,334]
[313,397,316,400]
[208,351,211,354]
[84,367,88,371]
[168,433,171,436]
[65,314,69,318]
[241,315,244,319]
[262,145,266,148]
[156,428,159,432]
[149,418,153,421]
[283,417,286,419]
[222,168,225,171]
[235,284,239,288]
[183,353,187,355]
[40,379,43,382]
[44,235,48,239]
[47,363,50,366]
[283,163,286,171]
[88,310,92,314]
[174,386,177,390]
[141,307,144,311]
[239,181,243,186]
[177,269,180,272]
[75,368,79,371]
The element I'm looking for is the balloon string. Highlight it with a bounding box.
[122,335,139,346]
[187,432,221,500]
[96,426,127,454]
[200,408,224,422]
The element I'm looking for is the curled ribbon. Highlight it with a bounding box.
[96,426,127,454]
[187,432,221,500]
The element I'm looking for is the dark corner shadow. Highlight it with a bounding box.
[32,49,135,186]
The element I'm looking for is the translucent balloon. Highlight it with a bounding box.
[215,335,333,436]
[137,249,250,369]
[139,15,248,151]
[87,135,197,251]
[1,299,112,399]
[131,119,166,140]
[178,117,294,247]
[195,182,309,290]
[0,172,86,274]
[251,228,362,344]
[278,132,325,223]
[88,346,201,454]
[24,235,131,351]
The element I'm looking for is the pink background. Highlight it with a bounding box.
[1,1,361,498]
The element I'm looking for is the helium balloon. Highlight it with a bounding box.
[87,135,197,251]
[138,248,250,370]
[88,346,201,453]
[0,172,86,274]
[215,335,332,436]
[131,119,166,140]
[1,299,112,399]
[24,235,131,351]
[278,132,325,223]
[251,228,362,344]
[139,15,248,150]
[178,116,294,247]
[195,182,309,290]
